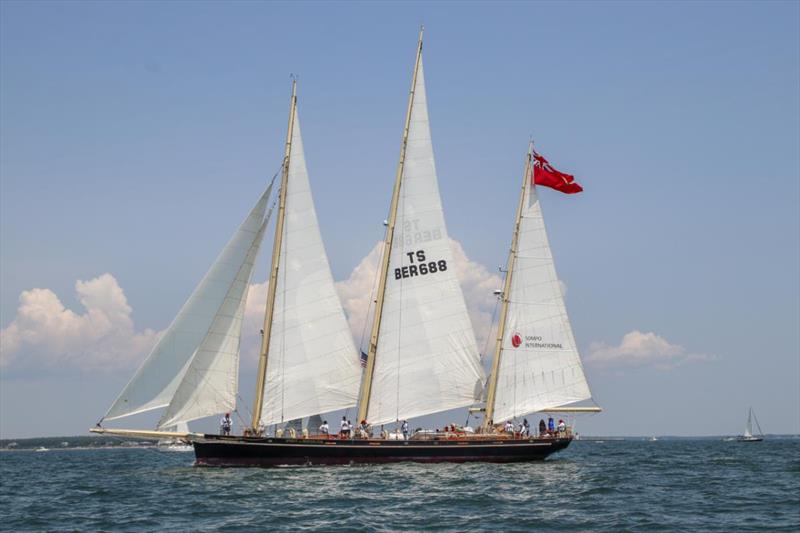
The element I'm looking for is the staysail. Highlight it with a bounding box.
[491,161,592,423]
[259,110,362,426]
[158,217,268,428]
[104,185,273,422]
[365,49,485,426]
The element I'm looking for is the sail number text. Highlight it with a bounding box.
[395,250,448,280]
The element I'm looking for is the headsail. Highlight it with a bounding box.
[366,53,485,426]
[491,166,592,423]
[103,185,273,422]
[158,217,268,428]
[259,111,362,427]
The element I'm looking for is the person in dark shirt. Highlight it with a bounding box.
[538,419,547,436]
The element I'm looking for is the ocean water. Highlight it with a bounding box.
[1,438,798,531]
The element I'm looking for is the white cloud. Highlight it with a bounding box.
[587,330,714,369]
[0,274,159,372]
[0,239,507,373]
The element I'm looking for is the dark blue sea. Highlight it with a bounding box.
[1,438,798,531]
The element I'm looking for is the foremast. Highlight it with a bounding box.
[357,27,424,424]
[251,80,297,431]
[483,143,533,428]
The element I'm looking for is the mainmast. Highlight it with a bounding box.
[251,80,297,431]
[483,143,533,428]
[357,27,424,423]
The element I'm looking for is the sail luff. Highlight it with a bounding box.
[251,80,297,430]
[483,145,534,427]
[357,27,425,423]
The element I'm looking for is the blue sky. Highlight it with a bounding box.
[1,1,798,438]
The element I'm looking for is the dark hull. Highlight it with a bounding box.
[192,435,572,467]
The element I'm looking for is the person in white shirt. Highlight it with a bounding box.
[401,420,409,440]
[340,416,350,438]
[220,413,232,436]
[319,420,330,436]
[557,419,567,433]
[505,420,514,434]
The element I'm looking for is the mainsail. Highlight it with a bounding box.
[490,155,592,423]
[258,110,362,426]
[103,185,273,422]
[364,40,485,426]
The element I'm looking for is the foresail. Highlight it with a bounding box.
[259,112,362,426]
[103,185,273,422]
[158,217,268,428]
[367,58,485,426]
[492,180,591,423]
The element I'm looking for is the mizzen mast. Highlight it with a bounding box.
[357,27,424,424]
[251,80,297,431]
[483,143,533,428]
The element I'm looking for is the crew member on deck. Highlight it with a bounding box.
[401,420,409,440]
[220,413,232,436]
[505,420,514,434]
[539,419,547,436]
[319,420,329,436]
[340,416,350,438]
[557,419,566,433]
[548,416,555,434]
[522,419,530,437]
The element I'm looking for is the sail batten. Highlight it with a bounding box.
[259,110,362,427]
[366,54,485,426]
[103,185,273,423]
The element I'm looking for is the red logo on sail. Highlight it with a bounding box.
[511,333,522,348]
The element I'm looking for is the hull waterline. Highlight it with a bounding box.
[192,435,572,467]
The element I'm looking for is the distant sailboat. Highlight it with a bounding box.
[737,408,764,442]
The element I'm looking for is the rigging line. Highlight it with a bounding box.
[279,184,289,425]
[395,189,405,425]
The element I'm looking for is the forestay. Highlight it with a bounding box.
[367,58,485,426]
[492,178,591,423]
[259,112,362,426]
[104,186,273,422]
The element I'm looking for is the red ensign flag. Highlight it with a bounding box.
[532,152,583,194]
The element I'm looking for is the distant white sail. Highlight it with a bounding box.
[259,112,362,426]
[367,57,485,426]
[158,218,268,428]
[492,178,591,423]
[104,185,273,422]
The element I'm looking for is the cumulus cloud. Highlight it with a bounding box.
[0,239,507,373]
[334,239,503,355]
[586,330,714,369]
[0,274,159,372]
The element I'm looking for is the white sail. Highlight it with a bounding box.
[158,218,268,428]
[744,409,753,437]
[367,57,485,426]
[104,186,272,422]
[259,112,362,426]
[492,177,591,423]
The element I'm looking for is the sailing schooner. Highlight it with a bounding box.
[92,28,599,466]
